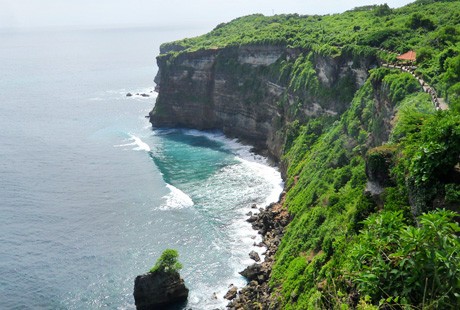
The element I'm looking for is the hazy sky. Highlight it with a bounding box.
[0,0,415,29]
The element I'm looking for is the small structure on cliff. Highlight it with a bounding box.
[397,50,416,64]
[133,249,188,309]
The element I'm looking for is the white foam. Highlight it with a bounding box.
[237,158,284,207]
[187,136,282,305]
[151,128,177,136]
[150,128,284,307]
[113,134,151,152]
[182,129,271,165]
[129,134,151,152]
[159,184,194,210]
[182,128,284,206]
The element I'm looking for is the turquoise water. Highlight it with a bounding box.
[0,27,282,309]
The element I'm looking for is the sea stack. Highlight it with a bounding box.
[133,269,189,309]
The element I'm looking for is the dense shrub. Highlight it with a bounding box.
[150,249,183,273]
[348,210,459,308]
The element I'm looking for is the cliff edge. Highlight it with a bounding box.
[150,44,374,160]
[147,3,460,309]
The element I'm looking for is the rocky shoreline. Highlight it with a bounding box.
[226,193,290,309]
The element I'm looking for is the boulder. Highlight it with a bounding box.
[249,250,261,262]
[126,92,133,97]
[133,270,189,310]
[239,264,263,282]
[224,285,238,300]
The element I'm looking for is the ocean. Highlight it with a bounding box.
[0,26,283,309]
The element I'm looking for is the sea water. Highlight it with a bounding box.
[0,26,283,309]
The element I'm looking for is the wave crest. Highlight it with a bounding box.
[160,184,194,210]
[113,134,151,152]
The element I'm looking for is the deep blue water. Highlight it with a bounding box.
[0,26,282,309]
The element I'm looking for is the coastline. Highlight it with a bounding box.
[147,128,284,308]
[196,132,286,308]
[226,192,290,309]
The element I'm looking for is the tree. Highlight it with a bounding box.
[150,249,183,273]
[374,4,392,16]
[408,13,435,30]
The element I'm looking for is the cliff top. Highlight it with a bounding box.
[160,0,458,55]
[158,0,459,112]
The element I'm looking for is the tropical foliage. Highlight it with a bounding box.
[161,0,460,108]
[150,249,183,273]
[157,0,460,308]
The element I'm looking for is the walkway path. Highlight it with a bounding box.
[378,48,448,110]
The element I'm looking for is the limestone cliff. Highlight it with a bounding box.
[149,45,376,160]
[146,5,460,308]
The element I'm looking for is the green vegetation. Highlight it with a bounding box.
[156,1,460,308]
[161,0,460,109]
[150,249,183,273]
[349,210,459,309]
[268,67,460,309]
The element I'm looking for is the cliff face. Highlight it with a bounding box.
[146,5,460,308]
[150,45,376,159]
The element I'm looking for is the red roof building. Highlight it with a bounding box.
[397,50,417,62]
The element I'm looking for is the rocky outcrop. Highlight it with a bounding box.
[224,285,238,300]
[150,45,375,160]
[239,263,265,282]
[227,195,290,309]
[249,250,261,262]
[133,270,189,310]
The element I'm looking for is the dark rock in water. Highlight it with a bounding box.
[141,93,150,97]
[224,285,238,300]
[133,270,189,310]
[246,215,258,223]
[239,264,263,282]
[126,92,133,97]
[249,250,261,262]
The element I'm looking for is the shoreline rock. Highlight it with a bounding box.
[227,192,290,309]
[133,270,189,310]
[249,250,260,262]
[224,285,238,300]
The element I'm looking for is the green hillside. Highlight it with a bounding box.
[162,0,460,110]
[157,1,460,308]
